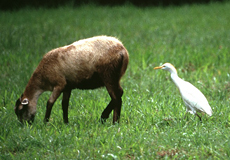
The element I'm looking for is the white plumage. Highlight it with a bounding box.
[154,63,213,120]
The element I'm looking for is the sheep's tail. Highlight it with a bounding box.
[119,48,129,78]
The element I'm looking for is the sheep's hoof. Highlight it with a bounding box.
[99,117,107,124]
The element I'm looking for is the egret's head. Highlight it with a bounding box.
[154,63,177,74]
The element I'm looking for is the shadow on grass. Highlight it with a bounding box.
[154,117,204,128]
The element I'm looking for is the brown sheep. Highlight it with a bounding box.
[14,36,129,124]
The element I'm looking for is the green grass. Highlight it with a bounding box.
[1,2,230,159]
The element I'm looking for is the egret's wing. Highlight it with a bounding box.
[178,81,212,116]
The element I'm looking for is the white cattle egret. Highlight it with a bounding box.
[154,63,213,121]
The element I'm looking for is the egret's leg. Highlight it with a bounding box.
[195,113,202,122]
[183,112,188,120]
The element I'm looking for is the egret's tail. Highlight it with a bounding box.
[206,107,213,116]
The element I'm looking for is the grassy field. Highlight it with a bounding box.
[1,2,230,159]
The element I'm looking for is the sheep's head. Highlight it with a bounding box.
[14,95,36,124]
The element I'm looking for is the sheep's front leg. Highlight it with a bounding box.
[62,89,71,124]
[44,86,63,122]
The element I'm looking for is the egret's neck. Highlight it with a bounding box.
[170,72,183,89]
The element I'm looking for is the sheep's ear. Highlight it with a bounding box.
[21,98,29,105]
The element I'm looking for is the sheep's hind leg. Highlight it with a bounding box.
[100,81,123,124]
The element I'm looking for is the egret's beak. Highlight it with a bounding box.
[154,66,163,70]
